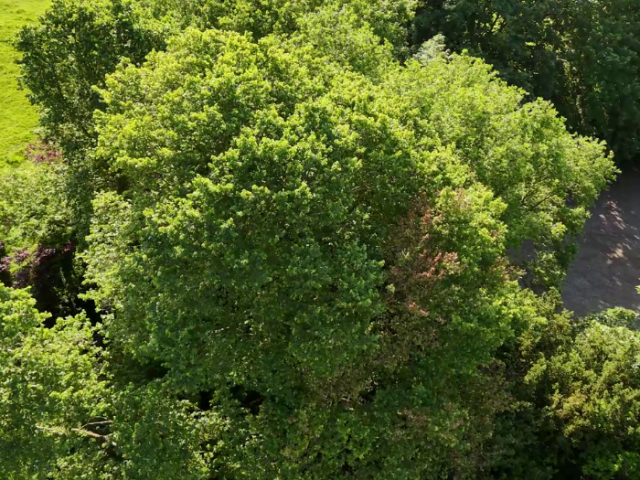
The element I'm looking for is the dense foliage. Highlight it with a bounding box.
[413,0,640,164]
[0,155,84,318]
[1,0,639,479]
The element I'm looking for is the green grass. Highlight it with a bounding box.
[0,0,50,165]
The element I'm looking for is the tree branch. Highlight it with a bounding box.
[36,424,117,447]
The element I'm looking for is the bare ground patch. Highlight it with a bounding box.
[562,167,640,316]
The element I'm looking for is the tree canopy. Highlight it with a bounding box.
[1,0,638,479]
[413,0,640,164]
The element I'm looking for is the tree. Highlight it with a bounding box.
[413,0,640,165]
[85,10,610,478]
[489,299,640,479]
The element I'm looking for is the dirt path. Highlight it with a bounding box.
[562,167,640,316]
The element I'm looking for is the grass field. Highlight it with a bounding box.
[0,0,50,164]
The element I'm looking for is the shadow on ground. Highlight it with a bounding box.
[563,167,640,316]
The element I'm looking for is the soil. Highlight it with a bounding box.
[562,167,640,316]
